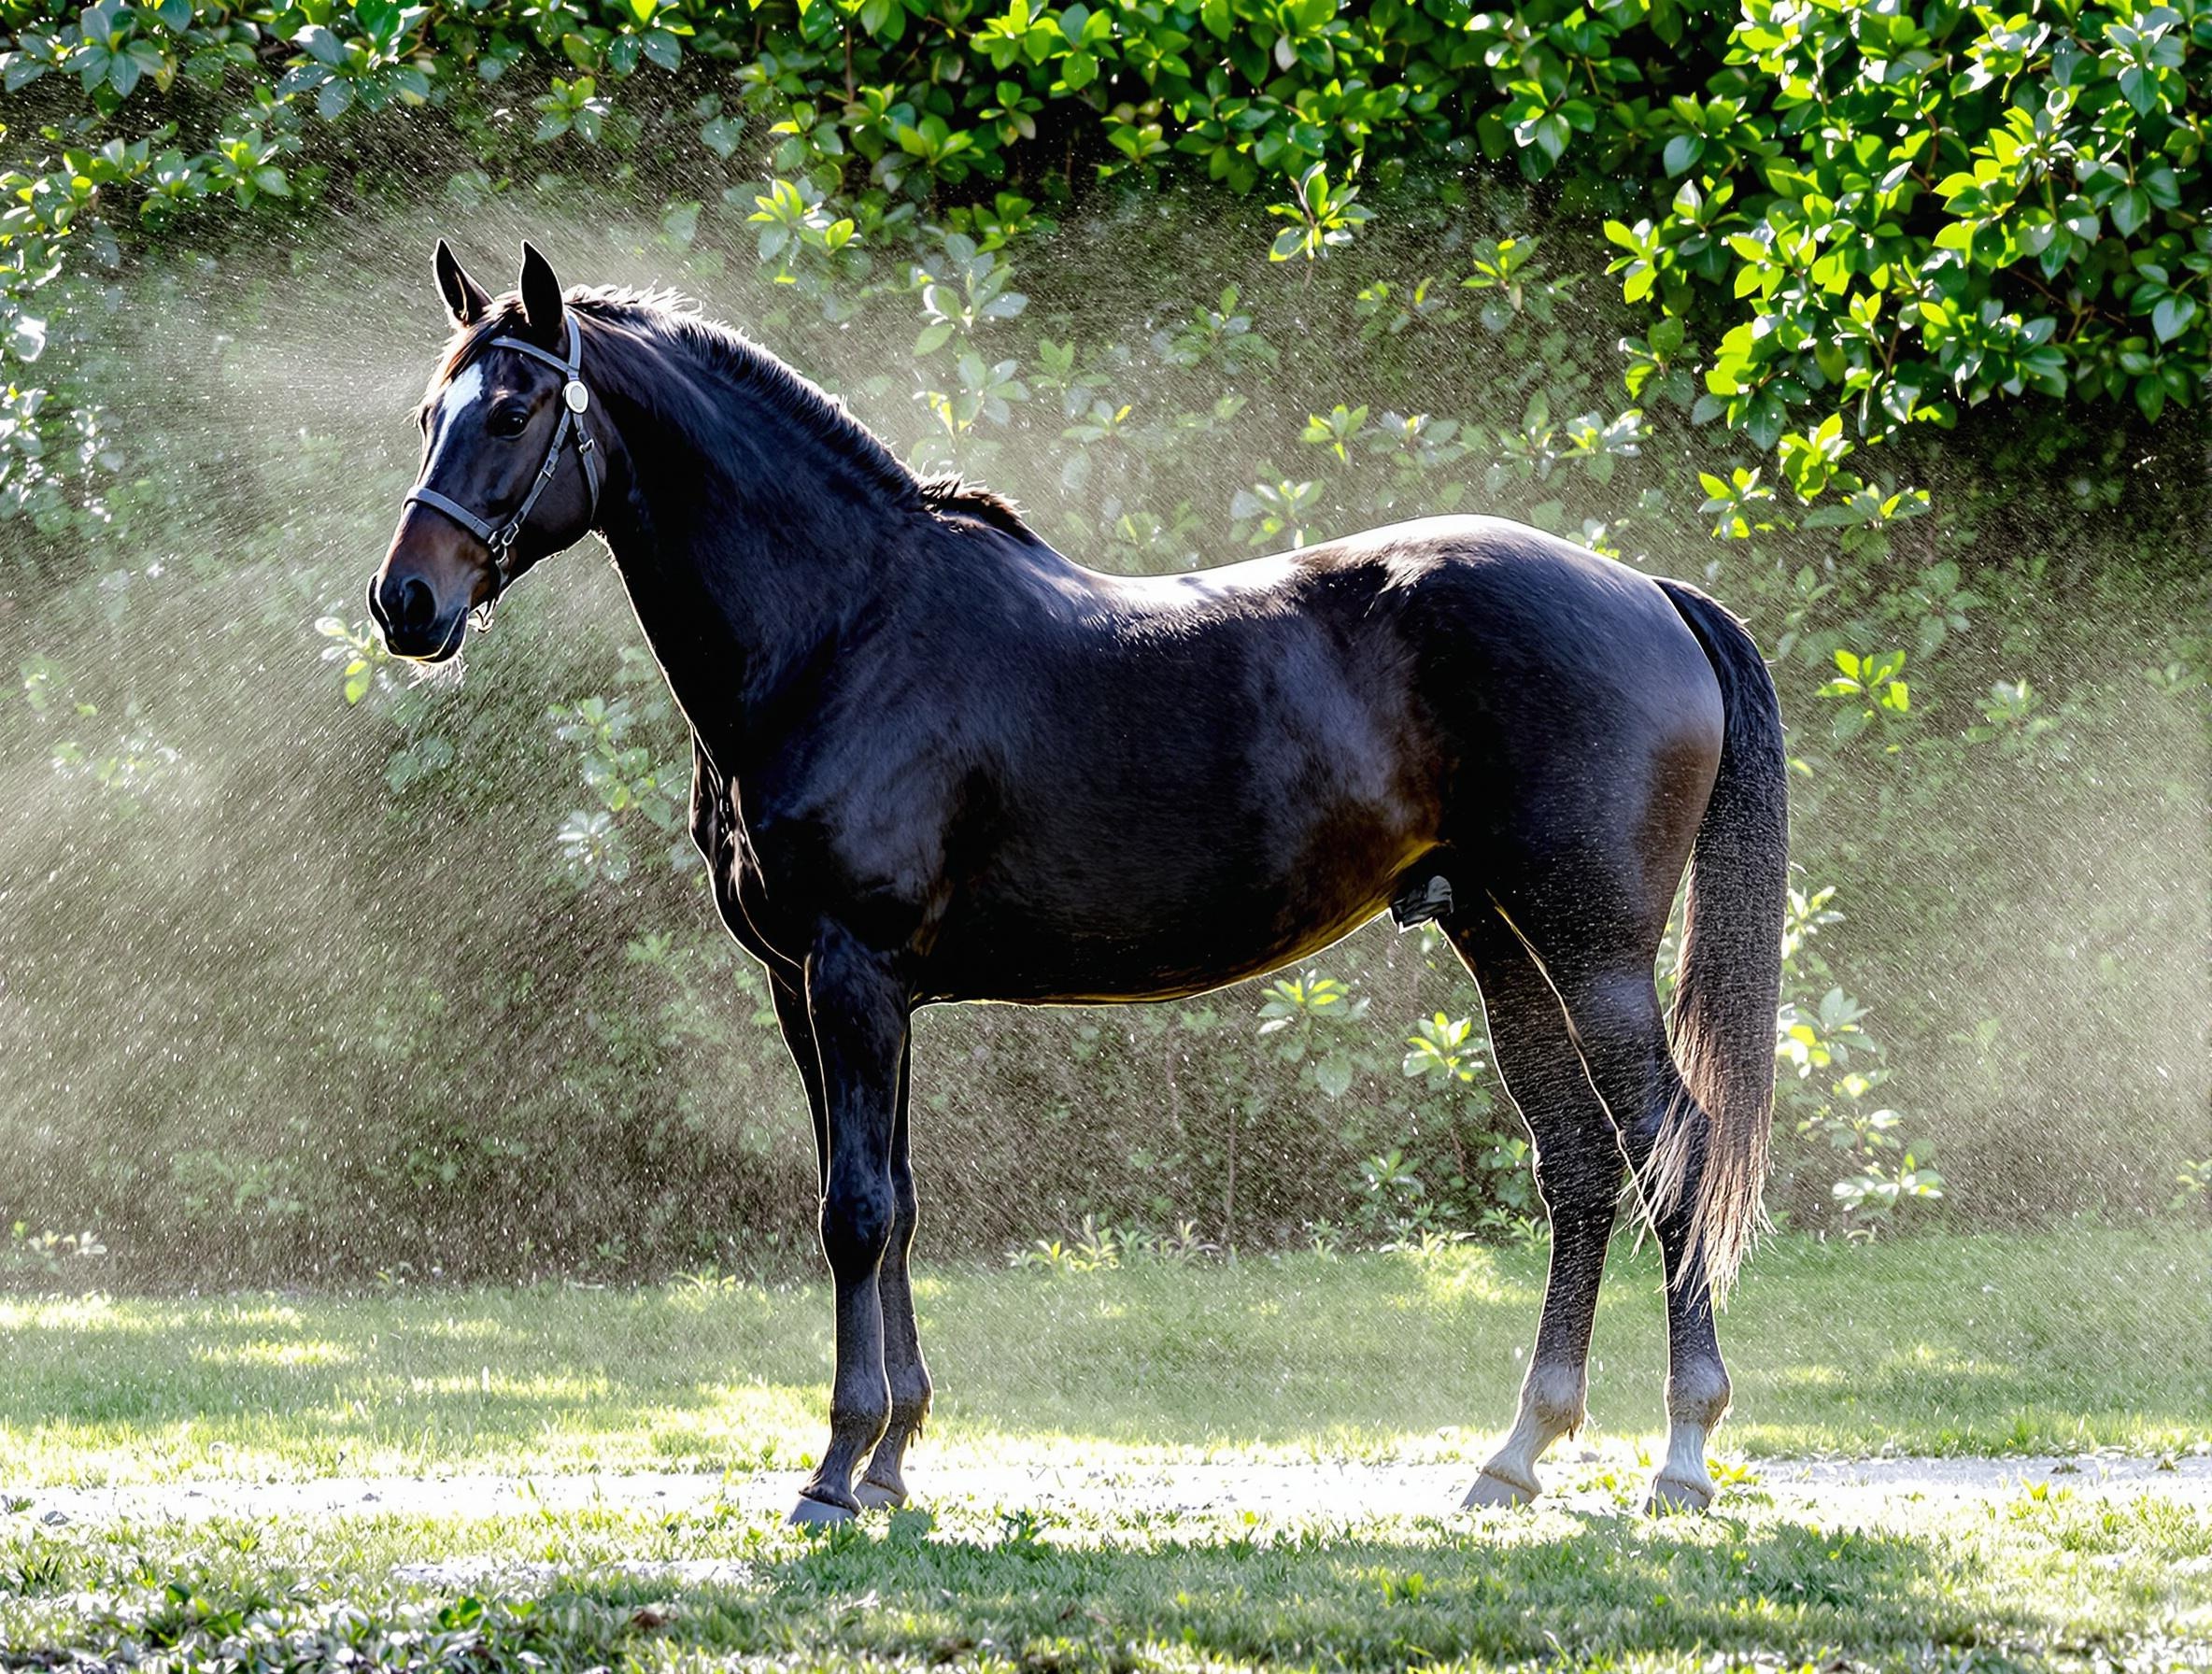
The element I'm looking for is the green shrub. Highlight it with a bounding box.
[0,0,2205,1284]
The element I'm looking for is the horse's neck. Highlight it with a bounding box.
[595,382,913,770]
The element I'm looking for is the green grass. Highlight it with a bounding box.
[3,1480,2209,1670]
[3,1227,2205,1486]
[3,1227,2209,1670]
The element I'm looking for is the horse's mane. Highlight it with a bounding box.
[915,475,1033,535]
[434,286,1037,542]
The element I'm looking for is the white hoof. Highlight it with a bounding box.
[788,1493,857,1526]
[853,1479,907,1511]
[1644,1474,1714,1515]
[1462,1469,1538,1510]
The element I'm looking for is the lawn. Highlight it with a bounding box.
[2,1227,2208,1671]
[3,1227,2205,1485]
[4,1484,2208,1672]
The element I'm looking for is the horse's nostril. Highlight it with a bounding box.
[394,575,436,631]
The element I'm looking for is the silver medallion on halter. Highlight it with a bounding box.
[563,380,589,413]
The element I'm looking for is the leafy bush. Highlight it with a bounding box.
[8,0,2212,524]
[0,0,2205,1284]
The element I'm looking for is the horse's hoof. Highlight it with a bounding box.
[854,1479,907,1511]
[1644,1475,1714,1515]
[1462,1470,1537,1510]
[788,1492,858,1526]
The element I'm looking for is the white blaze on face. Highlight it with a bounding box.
[424,362,489,475]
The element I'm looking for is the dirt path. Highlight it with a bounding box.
[16,1452,2211,1535]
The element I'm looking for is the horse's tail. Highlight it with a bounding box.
[1648,578,1790,1303]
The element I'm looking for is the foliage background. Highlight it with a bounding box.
[0,0,2206,1284]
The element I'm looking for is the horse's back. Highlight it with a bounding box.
[887,516,1723,1000]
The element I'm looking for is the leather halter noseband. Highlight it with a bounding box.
[404,314,602,615]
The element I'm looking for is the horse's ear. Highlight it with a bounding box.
[518,240,564,346]
[433,239,489,327]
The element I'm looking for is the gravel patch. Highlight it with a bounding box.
[10,1450,2209,1539]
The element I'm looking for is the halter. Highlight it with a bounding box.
[404,314,602,621]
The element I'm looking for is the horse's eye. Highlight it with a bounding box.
[489,404,532,439]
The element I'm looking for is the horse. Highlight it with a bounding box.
[368,240,1789,1523]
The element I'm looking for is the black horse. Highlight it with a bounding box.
[369,242,1789,1521]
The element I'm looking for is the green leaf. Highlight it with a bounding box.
[2110,187,2150,238]
[6,315,48,362]
[699,113,741,157]
[295,23,347,65]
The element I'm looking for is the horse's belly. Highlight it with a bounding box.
[917,808,1426,1004]
[920,906,1393,1003]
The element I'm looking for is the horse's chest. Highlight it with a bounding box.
[706,793,932,966]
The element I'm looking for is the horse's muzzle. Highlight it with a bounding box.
[368,570,466,661]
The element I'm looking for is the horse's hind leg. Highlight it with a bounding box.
[857,1036,932,1509]
[1529,930,1733,1513]
[1620,1075,1729,1511]
[1451,908,1625,1507]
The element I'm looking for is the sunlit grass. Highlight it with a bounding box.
[1,1482,2207,1672]
[0,1227,2205,1487]
[2,1228,2207,1669]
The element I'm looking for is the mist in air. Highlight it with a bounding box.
[2,170,2205,1326]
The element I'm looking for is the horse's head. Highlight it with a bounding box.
[369,241,604,660]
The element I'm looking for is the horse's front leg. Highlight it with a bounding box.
[857,1036,932,1508]
[790,924,908,1525]
[766,967,829,1189]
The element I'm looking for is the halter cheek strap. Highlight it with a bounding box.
[404,314,602,607]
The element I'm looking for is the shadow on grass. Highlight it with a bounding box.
[724,1513,2001,1669]
[2,1511,2060,1674]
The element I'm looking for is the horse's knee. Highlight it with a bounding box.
[820,1178,894,1279]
